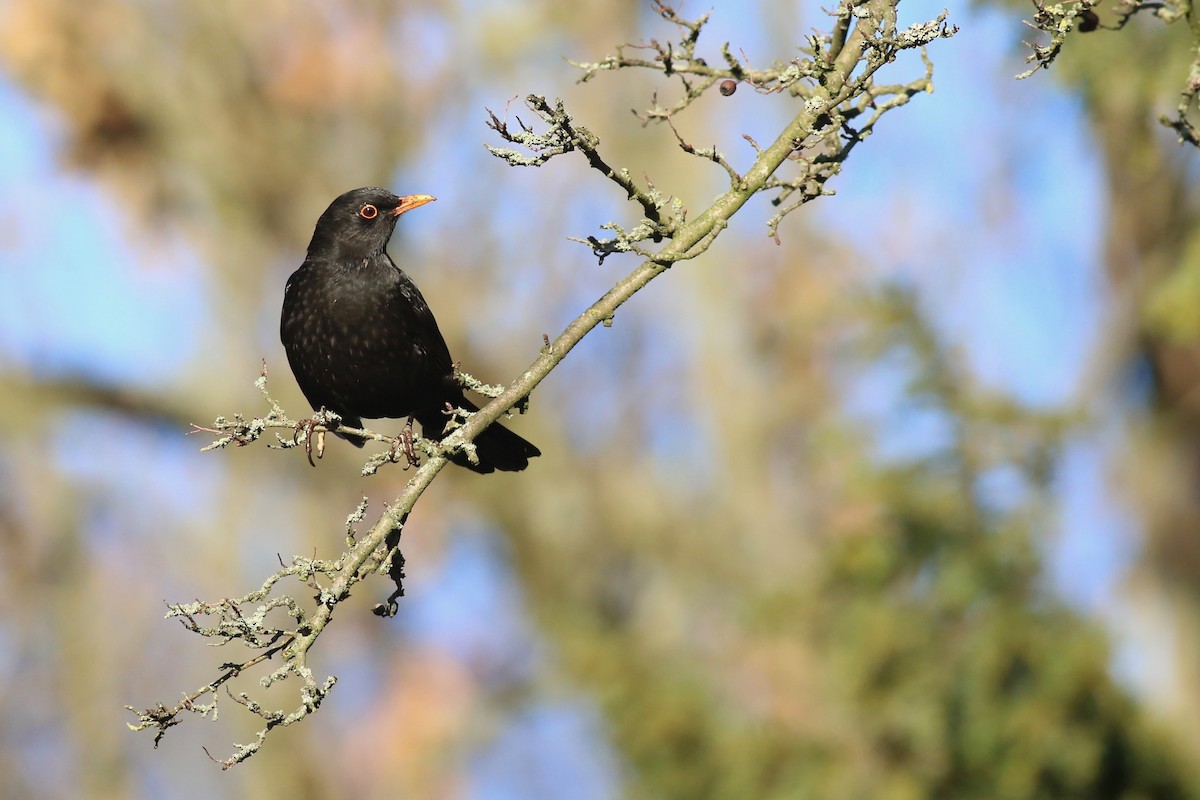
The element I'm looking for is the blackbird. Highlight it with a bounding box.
[280,187,540,473]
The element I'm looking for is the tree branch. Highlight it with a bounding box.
[1018,0,1200,146]
[127,0,955,765]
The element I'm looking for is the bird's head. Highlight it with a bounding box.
[306,186,436,261]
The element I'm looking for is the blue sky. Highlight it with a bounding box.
[0,80,209,387]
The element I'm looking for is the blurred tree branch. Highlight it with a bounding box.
[127,0,955,766]
[4,372,200,429]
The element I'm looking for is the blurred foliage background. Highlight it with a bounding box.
[1,0,1199,797]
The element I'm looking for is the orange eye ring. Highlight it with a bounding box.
[359,204,379,220]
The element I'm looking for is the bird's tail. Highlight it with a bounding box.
[417,399,540,474]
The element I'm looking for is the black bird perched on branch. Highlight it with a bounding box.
[280,187,540,473]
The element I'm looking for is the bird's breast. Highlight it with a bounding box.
[281,263,447,419]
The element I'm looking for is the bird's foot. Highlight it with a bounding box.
[293,415,327,467]
[388,417,420,469]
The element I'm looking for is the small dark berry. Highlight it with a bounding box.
[719,80,737,96]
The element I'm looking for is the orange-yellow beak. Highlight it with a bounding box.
[391,194,436,217]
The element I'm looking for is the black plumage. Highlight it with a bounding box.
[280,187,539,473]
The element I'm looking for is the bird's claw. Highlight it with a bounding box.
[388,417,420,469]
[293,416,327,467]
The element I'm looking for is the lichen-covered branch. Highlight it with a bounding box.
[502,2,954,246]
[486,95,682,262]
[128,0,955,766]
[1019,0,1200,145]
[125,501,399,768]
[189,363,505,475]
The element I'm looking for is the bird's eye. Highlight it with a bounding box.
[359,204,379,220]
